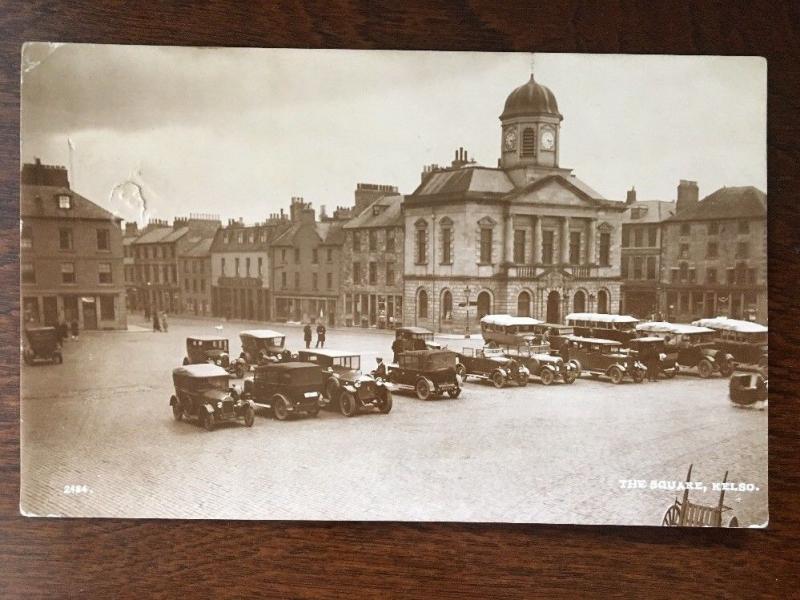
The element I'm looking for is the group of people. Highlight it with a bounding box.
[151,311,169,332]
[303,323,327,348]
[56,318,79,342]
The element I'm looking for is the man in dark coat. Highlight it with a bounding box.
[373,357,387,378]
[303,324,312,348]
[391,337,404,363]
[316,323,326,348]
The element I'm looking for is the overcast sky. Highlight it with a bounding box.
[21,44,766,224]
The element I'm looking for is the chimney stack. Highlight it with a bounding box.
[626,187,637,205]
[676,180,699,213]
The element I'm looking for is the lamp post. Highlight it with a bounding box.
[464,285,471,339]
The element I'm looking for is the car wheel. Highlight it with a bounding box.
[447,386,461,398]
[271,394,290,421]
[517,374,528,387]
[491,371,506,388]
[171,396,182,421]
[243,405,255,427]
[698,359,713,379]
[201,409,215,431]
[182,357,189,366]
[632,368,645,383]
[563,370,578,384]
[455,363,467,380]
[608,366,624,385]
[339,391,357,417]
[415,378,431,401]
[379,390,393,414]
[539,369,555,386]
[719,361,734,378]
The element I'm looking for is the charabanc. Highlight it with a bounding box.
[729,372,768,409]
[662,464,739,527]
[22,326,63,365]
[297,349,392,416]
[480,314,543,348]
[169,364,255,431]
[238,329,292,372]
[565,312,640,346]
[693,317,768,377]
[183,335,245,378]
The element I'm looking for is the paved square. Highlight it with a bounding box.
[21,317,767,526]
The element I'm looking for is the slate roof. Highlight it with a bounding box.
[181,237,214,258]
[343,194,404,229]
[21,184,121,222]
[668,186,766,222]
[622,200,676,224]
[412,167,514,198]
[132,226,179,245]
[271,220,345,246]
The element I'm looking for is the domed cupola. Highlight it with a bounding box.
[499,74,563,171]
[500,74,562,120]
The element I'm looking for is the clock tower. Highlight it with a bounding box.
[499,74,563,182]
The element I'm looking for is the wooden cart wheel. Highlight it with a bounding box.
[662,504,681,526]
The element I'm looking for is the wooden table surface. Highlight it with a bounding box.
[1,2,798,597]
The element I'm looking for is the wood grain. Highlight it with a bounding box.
[2,1,799,597]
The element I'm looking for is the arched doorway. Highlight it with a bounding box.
[517,291,531,317]
[573,290,586,313]
[476,291,491,320]
[546,290,561,323]
[441,289,453,322]
[597,289,609,314]
[417,289,428,319]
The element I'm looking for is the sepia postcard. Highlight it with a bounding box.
[20,44,767,526]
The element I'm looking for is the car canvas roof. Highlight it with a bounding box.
[299,349,358,358]
[399,326,433,334]
[480,314,543,326]
[565,335,622,345]
[692,317,768,333]
[255,361,319,372]
[188,334,227,341]
[566,313,639,324]
[240,329,285,338]
[636,321,714,335]
[631,336,664,343]
[402,349,453,357]
[172,364,229,378]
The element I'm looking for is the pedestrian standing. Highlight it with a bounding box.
[304,324,312,348]
[645,346,660,382]
[160,311,168,332]
[391,337,403,363]
[70,319,79,341]
[152,312,161,332]
[316,323,326,348]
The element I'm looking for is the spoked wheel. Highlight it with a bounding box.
[662,504,681,526]
[516,374,528,387]
[171,396,183,421]
[339,391,357,417]
[539,369,555,386]
[608,366,624,385]
[272,394,290,421]
[491,371,506,389]
[415,378,431,401]
[698,359,713,379]
[632,368,645,383]
[378,390,393,414]
[719,361,734,378]
[563,370,577,384]
[447,386,461,398]
[243,405,255,427]
[455,363,467,381]
[201,410,215,432]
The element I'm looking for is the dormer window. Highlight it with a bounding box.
[57,194,71,209]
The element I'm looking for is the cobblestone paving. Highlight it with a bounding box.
[20,316,768,526]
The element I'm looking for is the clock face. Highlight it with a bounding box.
[541,129,555,151]
[504,128,517,152]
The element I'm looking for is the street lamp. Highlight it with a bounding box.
[464,285,471,339]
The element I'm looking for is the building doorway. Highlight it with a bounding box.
[546,290,561,323]
[82,297,98,329]
[42,296,58,326]
[476,291,491,320]
[573,290,586,313]
[517,291,531,317]
[597,289,609,314]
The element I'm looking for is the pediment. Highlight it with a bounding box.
[508,175,601,208]
[477,216,497,227]
[533,268,575,285]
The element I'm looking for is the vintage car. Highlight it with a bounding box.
[455,346,529,388]
[387,349,462,400]
[169,364,255,430]
[297,349,392,416]
[729,372,768,408]
[565,312,640,346]
[635,322,734,378]
[22,326,63,365]
[627,336,678,378]
[480,314,543,348]
[242,362,326,420]
[564,336,646,384]
[238,329,292,370]
[692,317,768,376]
[503,344,578,385]
[393,326,443,354]
[183,335,245,378]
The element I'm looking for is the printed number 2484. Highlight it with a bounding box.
[63,485,90,495]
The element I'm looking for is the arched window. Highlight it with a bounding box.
[417,289,428,319]
[521,127,536,158]
[477,291,491,319]
[573,290,586,313]
[597,289,609,314]
[517,291,531,317]
[441,289,453,321]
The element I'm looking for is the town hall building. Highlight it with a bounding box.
[403,75,627,332]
